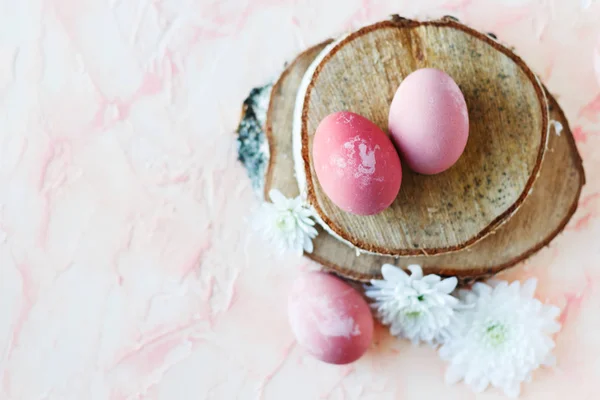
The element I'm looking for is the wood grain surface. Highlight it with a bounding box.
[265,41,333,200]
[264,27,583,281]
[297,17,549,256]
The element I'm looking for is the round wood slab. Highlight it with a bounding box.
[265,41,333,200]
[294,16,549,256]
[264,38,584,282]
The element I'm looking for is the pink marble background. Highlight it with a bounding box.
[0,0,599,399]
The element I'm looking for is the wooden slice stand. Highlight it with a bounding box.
[296,17,548,257]
[261,18,584,282]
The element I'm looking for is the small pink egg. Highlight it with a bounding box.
[312,111,402,215]
[288,271,374,365]
[388,68,469,175]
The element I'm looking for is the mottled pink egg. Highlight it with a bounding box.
[288,271,374,365]
[388,68,469,175]
[312,111,402,215]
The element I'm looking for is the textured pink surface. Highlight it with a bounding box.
[288,272,374,365]
[0,0,599,399]
[388,68,469,175]
[313,111,402,215]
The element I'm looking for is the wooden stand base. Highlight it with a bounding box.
[260,28,583,282]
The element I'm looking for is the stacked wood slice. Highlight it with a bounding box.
[237,16,585,283]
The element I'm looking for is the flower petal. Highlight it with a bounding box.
[472,282,492,297]
[439,277,560,397]
[503,382,521,398]
[268,189,286,205]
[303,234,314,253]
[422,275,442,284]
[407,264,423,279]
[542,354,556,367]
[367,263,462,345]
[436,277,458,294]
[381,264,409,282]
[445,365,464,384]
[522,278,538,298]
[544,305,561,320]
[471,377,489,393]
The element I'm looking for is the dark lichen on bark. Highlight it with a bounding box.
[236,84,272,192]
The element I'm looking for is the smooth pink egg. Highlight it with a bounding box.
[288,271,374,365]
[388,68,469,175]
[312,111,402,215]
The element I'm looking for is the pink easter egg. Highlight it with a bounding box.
[312,111,402,215]
[388,68,469,175]
[288,271,374,365]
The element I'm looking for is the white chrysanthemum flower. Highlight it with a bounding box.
[365,264,460,345]
[254,189,318,256]
[439,279,561,398]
